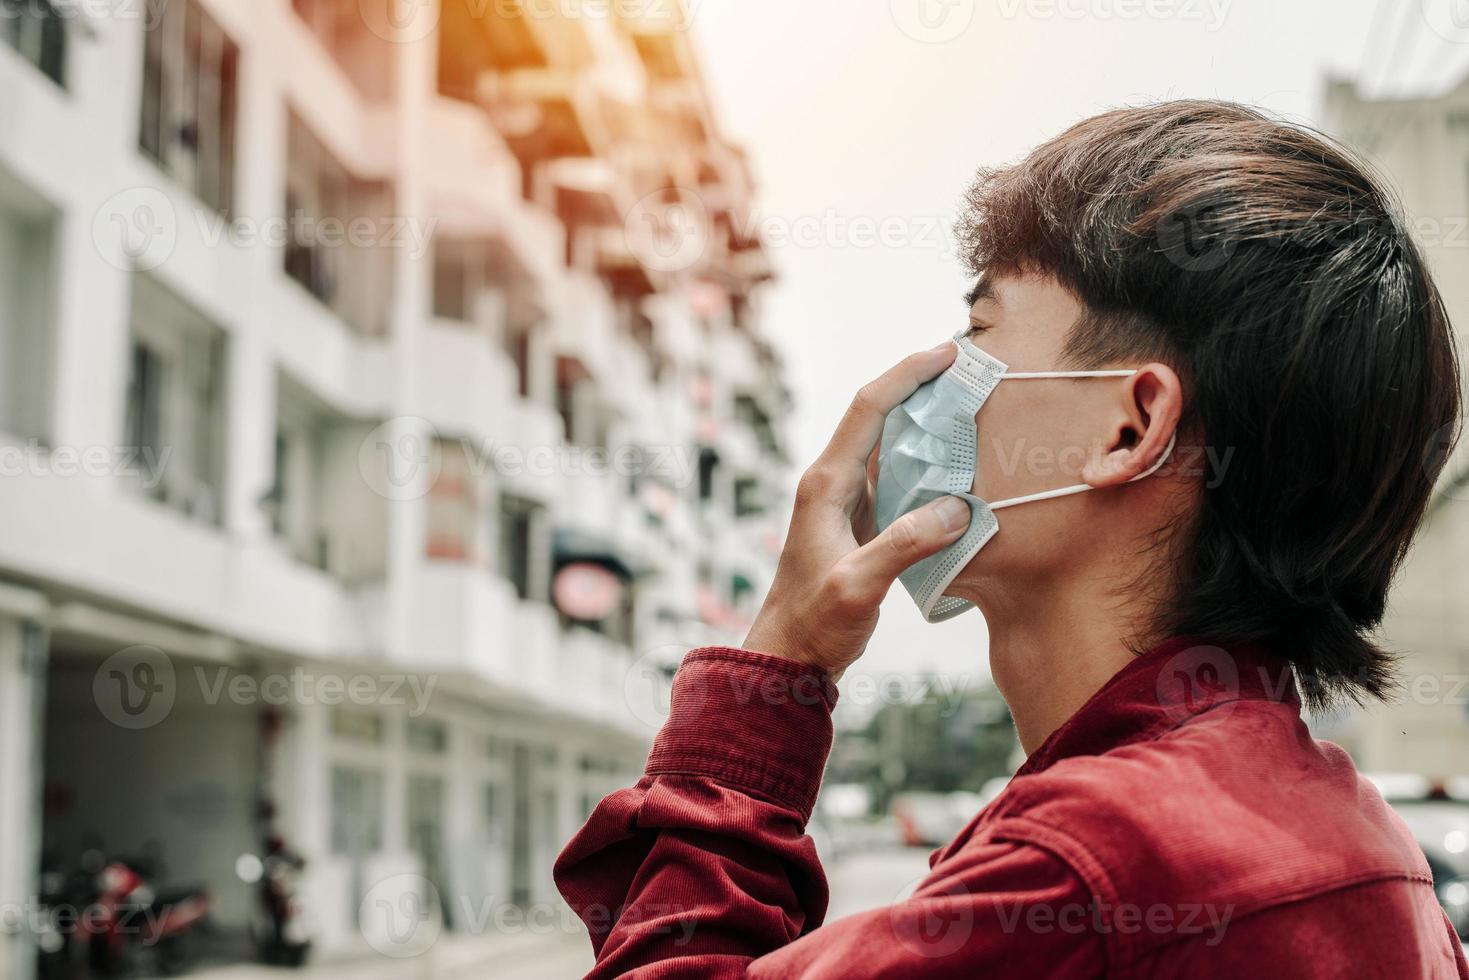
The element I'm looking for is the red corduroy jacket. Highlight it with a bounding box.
[555,637,1469,978]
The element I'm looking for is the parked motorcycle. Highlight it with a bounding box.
[85,851,213,977]
[236,837,313,967]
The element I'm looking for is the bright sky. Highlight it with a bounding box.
[688,0,1399,688]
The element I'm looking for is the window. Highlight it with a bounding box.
[426,437,487,563]
[266,374,331,568]
[0,171,56,441]
[505,322,532,398]
[555,357,609,449]
[139,0,238,215]
[267,373,389,580]
[284,112,395,337]
[734,393,779,455]
[734,475,763,518]
[125,277,225,524]
[498,493,545,600]
[332,707,384,743]
[483,782,505,849]
[2,0,65,86]
[407,718,448,755]
[330,765,384,855]
[432,244,471,322]
[697,447,719,502]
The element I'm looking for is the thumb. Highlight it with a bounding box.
[835,496,972,604]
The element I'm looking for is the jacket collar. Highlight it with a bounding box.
[1014,636,1298,778]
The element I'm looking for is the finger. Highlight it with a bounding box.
[851,443,882,545]
[828,495,971,607]
[821,342,956,470]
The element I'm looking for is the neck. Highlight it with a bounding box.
[971,560,1169,755]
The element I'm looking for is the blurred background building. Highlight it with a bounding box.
[6,0,1469,977]
[0,0,789,974]
[1316,39,1469,781]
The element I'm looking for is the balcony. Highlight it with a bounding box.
[415,318,517,449]
[412,562,519,681]
[0,466,378,661]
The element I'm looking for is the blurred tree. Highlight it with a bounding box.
[827,680,1016,814]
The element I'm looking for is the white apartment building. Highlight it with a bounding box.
[0,1,789,974]
[1319,68,1469,778]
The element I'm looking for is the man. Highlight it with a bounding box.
[555,100,1469,977]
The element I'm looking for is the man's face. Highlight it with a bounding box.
[946,271,1144,598]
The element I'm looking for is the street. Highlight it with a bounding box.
[181,847,935,980]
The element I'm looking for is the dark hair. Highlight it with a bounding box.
[957,99,1462,709]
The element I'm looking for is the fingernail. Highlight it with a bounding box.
[934,495,969,533]
[930,340,955,352]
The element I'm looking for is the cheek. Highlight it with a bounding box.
[971,388,1101,498]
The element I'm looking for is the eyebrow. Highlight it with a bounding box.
[963,276,996,310]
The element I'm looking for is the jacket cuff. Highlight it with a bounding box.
[645,647,838,823]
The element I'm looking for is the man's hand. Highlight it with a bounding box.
[743,342,972,678]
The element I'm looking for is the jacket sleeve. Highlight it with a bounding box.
[553,647,1103,979]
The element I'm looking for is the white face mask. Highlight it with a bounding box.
[874,330,1176,622]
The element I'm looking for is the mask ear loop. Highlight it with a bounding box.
[988,432,1178,511]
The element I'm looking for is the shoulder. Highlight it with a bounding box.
[967,698,1430,957]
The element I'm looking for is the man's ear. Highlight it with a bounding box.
[1081,363,1183,489]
